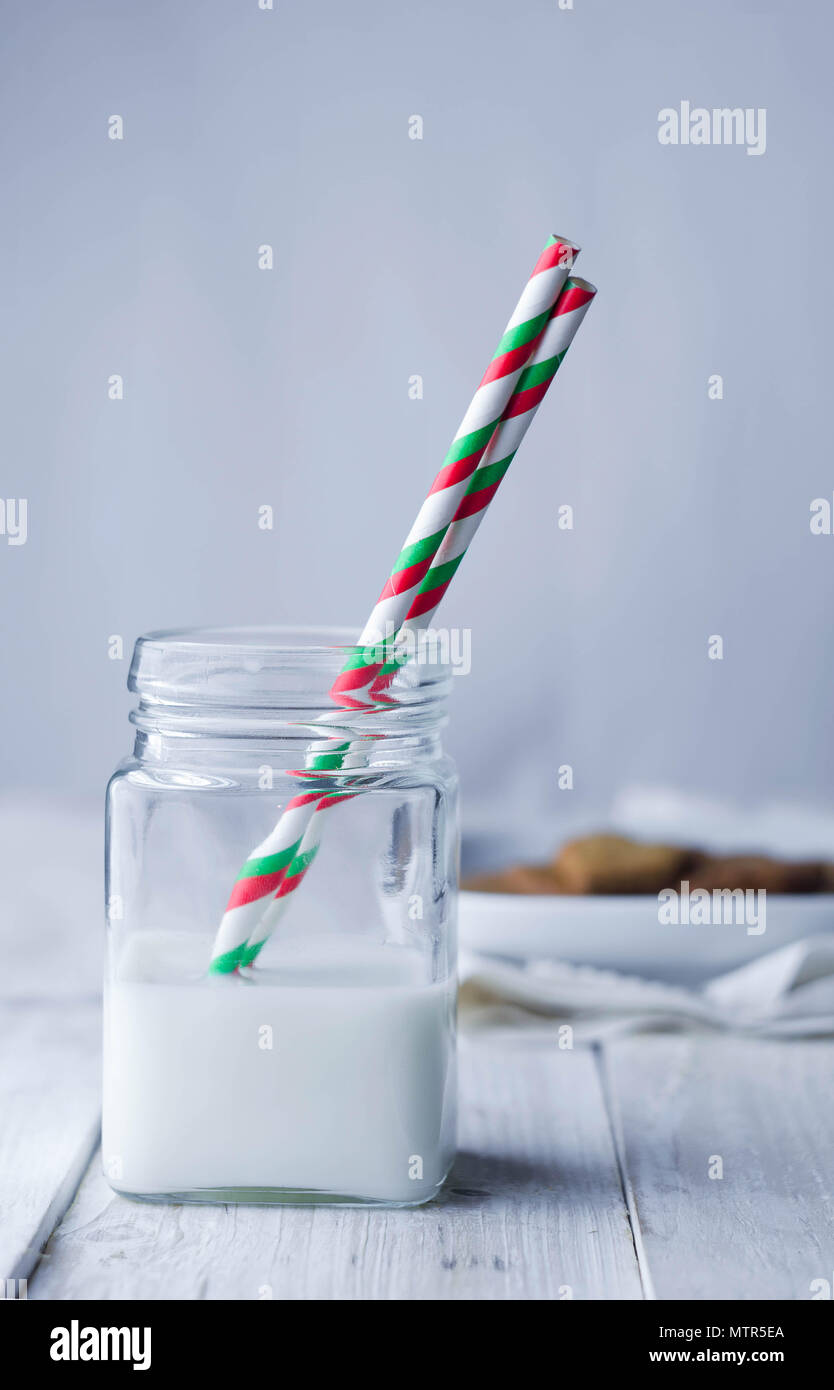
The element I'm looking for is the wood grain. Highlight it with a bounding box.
[0,1001,100,1285]
[7,786,833,1302]
[603,1035,834,1301]
[30,1035,643,1300]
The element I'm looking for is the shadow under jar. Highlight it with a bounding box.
[104,626,459,1206]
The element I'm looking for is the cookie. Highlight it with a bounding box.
[686,855,829,895]
[554,833,694,895]
[462,864,568,895]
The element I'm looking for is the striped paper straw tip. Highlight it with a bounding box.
[373,277,597,661]
[348,235,580,655]
[478,237,578,384]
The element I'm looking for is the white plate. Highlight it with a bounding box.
[459,890,834,984]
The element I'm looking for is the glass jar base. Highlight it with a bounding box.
[107,1176,451,1209]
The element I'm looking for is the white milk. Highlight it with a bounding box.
[103,931,456,1204]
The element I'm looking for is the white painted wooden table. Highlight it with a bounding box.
[2,800,833,1300]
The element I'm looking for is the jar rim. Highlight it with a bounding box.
[128,624,454,716]
[136,624,366,658]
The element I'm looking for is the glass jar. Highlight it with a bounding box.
[103,626,458,1207]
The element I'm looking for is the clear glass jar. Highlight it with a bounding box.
[103,626,458,1207]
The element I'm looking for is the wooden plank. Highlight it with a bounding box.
[31,1035,643,1300]
[0,1000,101,1285]
[603,1035,834,1301]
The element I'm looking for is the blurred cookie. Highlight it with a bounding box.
[554,833,694,895]
[462,864,568,895]
[463,837,834,898]
[462,870,513,893]
[501,864,569,895]
[686,855,829,895]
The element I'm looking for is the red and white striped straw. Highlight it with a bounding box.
[374,277,597,684]
[209,239,585,974]
[328,233,579,710]
[227,275,597,971]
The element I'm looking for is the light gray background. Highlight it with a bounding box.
[2,0,832,849]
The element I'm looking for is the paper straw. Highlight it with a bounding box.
[222,274,597,972]
[208,235,579,973]
[371,277,597,693]
[236,791,356,968]
[328,233,579,710]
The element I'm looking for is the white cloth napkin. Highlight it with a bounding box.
[459,935,834,1040]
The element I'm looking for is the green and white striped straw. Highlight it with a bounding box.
[208,234,579,973]
[230,274,597,970]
